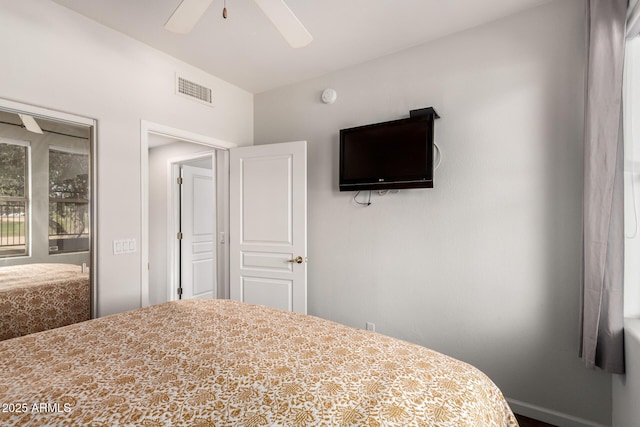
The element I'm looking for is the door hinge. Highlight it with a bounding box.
[177,232,183,240]
[177,287,183,297]
[177,176,183,185]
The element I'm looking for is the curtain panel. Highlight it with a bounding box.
[580,0,627,374]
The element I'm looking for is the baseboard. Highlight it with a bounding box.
[507,398,609,427]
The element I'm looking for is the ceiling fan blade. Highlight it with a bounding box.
[164,0,214,34]
[252,0,313,48]
[18,114,43,134]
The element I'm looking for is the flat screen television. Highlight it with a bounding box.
[339,114,435,191]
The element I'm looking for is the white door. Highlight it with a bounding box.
[230,141,307,313]
[180,164,216,299]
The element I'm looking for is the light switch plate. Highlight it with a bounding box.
[113,238,137,255]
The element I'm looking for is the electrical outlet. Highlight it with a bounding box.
[366,322,375,332]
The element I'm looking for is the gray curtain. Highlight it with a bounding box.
[580,0,627,374]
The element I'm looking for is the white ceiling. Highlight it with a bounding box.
[51,0,551,94]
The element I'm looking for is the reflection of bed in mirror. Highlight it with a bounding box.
[0,263,89,340]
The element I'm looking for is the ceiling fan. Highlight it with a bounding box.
[18,114,43,134]
[164,0,313,48]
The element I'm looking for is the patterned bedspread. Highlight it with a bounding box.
[0,263,89,340]
[0,299,518,426]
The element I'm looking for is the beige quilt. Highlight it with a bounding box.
[0,263,90,340]
[0,299,518,426]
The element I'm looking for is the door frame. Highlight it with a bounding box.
[167,153,216,303]
[140,120,236,307]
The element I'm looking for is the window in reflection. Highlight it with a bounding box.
[0,138,29,258]
[49,148,89,254]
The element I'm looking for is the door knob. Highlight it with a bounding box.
[288,256,304,264]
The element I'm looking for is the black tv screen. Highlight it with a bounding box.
[339,115,434,191]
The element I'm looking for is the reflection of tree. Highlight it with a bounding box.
[49,173,88,199]
[49,151,88,198]
[49,151,89,238]
[0,143,26,197]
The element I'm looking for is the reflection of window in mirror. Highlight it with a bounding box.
[49,148,89,254]
[0,138,30,258]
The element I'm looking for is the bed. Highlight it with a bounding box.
[0,263,90,341]
[0,299,518,426]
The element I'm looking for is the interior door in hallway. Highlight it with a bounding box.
[180,164,216,300]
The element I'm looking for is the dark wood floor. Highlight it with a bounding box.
[515,414,557,427]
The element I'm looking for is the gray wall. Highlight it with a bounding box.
[255,1,611,425]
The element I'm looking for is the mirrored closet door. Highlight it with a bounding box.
[0,99,96,340]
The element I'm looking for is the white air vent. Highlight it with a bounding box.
[176,75,213,106]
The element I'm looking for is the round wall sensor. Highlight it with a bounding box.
[321,88,337,104]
